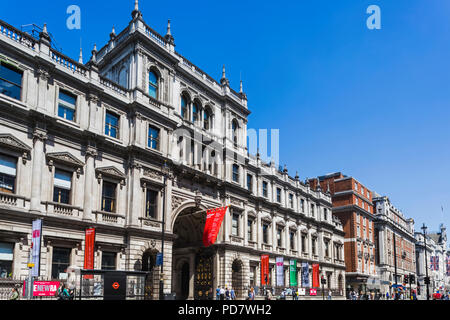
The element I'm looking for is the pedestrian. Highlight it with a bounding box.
[371,291,375,300]
[216,286,220,300]
[225,287,230,300]
[328,290,332,300]
[230,287,235,300]
[9,287,19,300]
[249,287,255,300]
[220,286,225,300]
[266,289,272,300]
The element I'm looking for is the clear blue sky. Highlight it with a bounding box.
[2,0,450,236]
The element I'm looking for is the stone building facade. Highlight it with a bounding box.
[0,2,346,299]
[372,195,416,295]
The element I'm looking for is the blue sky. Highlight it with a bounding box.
[2,0,450,237]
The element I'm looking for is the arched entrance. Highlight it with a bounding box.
[172,204,216,300]
[141,249,158,300]
[231,259,244,299]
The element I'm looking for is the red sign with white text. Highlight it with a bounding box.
[312,264,320,288]
[202,206,228,247]
[310,288,317,296]
[83,228,96,279]
[261,255,270,286]
[33,281,60,296]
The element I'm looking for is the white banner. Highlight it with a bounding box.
[31,219,42,277]
[276,257,284,287]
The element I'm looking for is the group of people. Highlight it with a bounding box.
[215,286,236,300]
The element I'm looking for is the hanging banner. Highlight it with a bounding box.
[31,219,42,277]
[312,263,320,288]
[261,255,270,286]
[276,257,284,287]
[289,259,297,287]
[83,228,96,279]
[203,206,228,247]
[301,262,310,287]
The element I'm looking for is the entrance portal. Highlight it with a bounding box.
[172,205,216,300]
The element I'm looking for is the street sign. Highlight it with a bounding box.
[27,263,35,268]
[104,272,126,300]
[156,253,163,266]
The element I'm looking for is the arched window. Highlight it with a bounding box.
[204,107,212,130]
[231,119,238,144]
[148,70,158,99]
[192,100,200,124]
[181,94,189,120]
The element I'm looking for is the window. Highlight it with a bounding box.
[312,237,317,255]
[193,101,200,124]
[301,234,307,253]
[247,219,253,241]
[105,111,119,139]
[263,223,269,244]
[355,182,358,190]
[101,181,116,213]
[324,240,330,257]
[323,208,327,221]
[277,228,282,247]
[204,107,212,130]
[0,242,14,278]
[53,169,72,204]
[148,125,160,150]
[148,70,158,99]
[145,189,158,218]
[181,95,189,120]
[290,231,295,249]
[101,252,116,270]
[51,247,71,279]
[231,120,238,144]
[311,204,315,217]
[301,199,305,212]
[232,214,239,236]
[247,174,253,192]
[0,154,16,193]
[262,181,268,197]
[276,188,281,203]
[57,90,76,121]
[289,194,294,208]
[0,62,22,100]
[232,164,239,183]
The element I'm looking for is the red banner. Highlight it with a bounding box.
[32,281,60,296]
[261,255,270,286]
[203,206,228,247]
[84,228,95,279]
[312,264,320,288]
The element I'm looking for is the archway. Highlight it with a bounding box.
[171,204,216,300]
[231,259,244,299]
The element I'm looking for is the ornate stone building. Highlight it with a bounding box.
[372,194,416,295]
[0,2,346,299]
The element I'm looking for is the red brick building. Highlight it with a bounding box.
[310,173,377,296]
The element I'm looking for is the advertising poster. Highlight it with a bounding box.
[312,263,320,288]
[289,259,297,287]
[31,219,42,277]
[33,281,60,296]
[83,227,96,279]
[301,262,310,287]
[276,257,284,287]
[261,255,270,286]
[310,288,317,296]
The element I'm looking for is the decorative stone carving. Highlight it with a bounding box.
[143,168,163,180]
[171,195,186,211]
[46,152,85,169]
[0,134,31,164]
[96,166,126,186]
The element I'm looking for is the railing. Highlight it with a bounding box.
[0,20,36,50]
[44,202,83,218]
[99,76,128,96]
[0,192,28,208]
[50,49,88,76]
[93,210,125,225]
[0,279,23,300]
[144,24,167,48]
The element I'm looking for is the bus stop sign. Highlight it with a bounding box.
[104,272,126,300]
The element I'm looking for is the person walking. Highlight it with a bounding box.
[266,289,272,300]
[219,286,225,300]
[248,287,255,300]
[9,287,19,300]
[230,287,236,300]
[216,286,220,300]
[225,287,230,300]
[328,290,332,300]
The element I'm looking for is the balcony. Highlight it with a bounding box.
[44,201,83,219]
[230,235,244,245]
[93,210,125,226]
[247,240,257,249]
[262,243,272,252]
[0,191,30,211]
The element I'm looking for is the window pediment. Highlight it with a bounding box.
[96,166,126,185]
[46,152,84,168]
[0,133,31,155]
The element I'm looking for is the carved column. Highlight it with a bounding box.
[30,127,47,212]
[83,145,97,221]
[127,161,142,227]
[36,67,49,112]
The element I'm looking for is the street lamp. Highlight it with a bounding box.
[159,161,170,300]
[421,223,430,301]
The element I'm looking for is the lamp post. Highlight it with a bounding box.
[159,161,170,300]
[421,223,430,301]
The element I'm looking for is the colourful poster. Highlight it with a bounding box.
[276,257,284,287]
[261,255,270,286]
[31,219,42,277]
[84,227,96,279]
[301,262,310,287]
[33,281,60,296]
[289,259,297,287]
[310,288,317,296]
[203,206,228,247]
[312,263,320,288]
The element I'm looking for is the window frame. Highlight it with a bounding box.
[148,70,159,100]
[101,180,117,213]
[57,89,77,122]
[0,61,23,101]
[105,110,120,139]
[147,124,160,150]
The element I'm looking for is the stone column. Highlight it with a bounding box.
[257,212,262,250]
[83,145,97,221]
[30,127,47,212]
[127,161,142,227]
[244,210,248,246]
[272,220,277,250]
[188,251,195,300]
